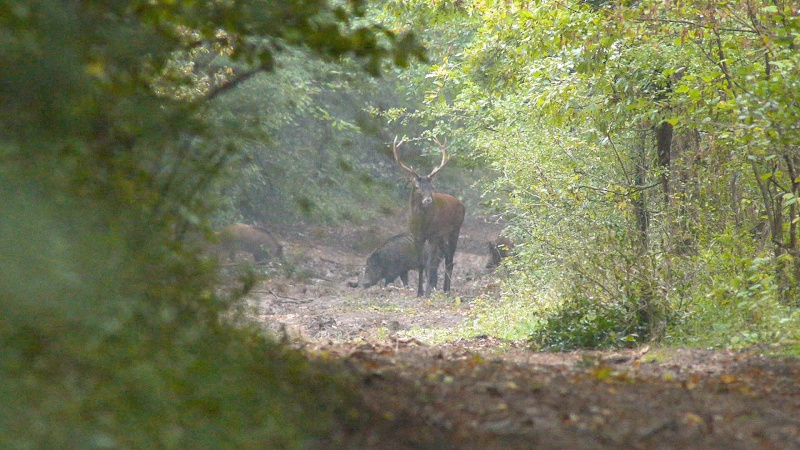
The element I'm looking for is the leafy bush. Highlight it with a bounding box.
[528,295,652,352]
[0,0,424,447]
[0,318,358,448]
[670,249,800,349]
[0,182,358,448]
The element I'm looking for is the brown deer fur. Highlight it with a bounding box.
[394,136,465,297]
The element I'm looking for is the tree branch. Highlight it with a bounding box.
[632,17,757,35]
[204,67,268,102]
[606,132,632,185]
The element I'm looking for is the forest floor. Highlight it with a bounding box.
[240,213,800,449]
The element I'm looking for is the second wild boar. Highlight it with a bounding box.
[216,223,283,263]
[485,236,515,269]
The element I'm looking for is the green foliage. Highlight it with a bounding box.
[669,240,800,349]
[0,180,360,448]
[462,290,545,341]
[0,0,424,446]
[207,55,412,225]
[528,295,646,352]
[1,316,355,448]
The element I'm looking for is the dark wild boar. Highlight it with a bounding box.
[486,236,515,269]
[216,223,283,263]
[362,233,420,288]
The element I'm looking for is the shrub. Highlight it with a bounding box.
[528,294,651,352]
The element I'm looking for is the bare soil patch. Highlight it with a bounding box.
[248,213,505,343]
[239,214,800,449]
[320,340,800,449]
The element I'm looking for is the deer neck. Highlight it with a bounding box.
[409,190,436,240]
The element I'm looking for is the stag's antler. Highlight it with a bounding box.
[428,137,449,178]
[392,136,419,177]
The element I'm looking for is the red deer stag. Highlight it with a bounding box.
[393,136,465,297]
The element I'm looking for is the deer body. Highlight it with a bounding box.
[394,136,465,297]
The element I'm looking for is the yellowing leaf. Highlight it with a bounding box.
[685,374,701,390]
[86,61,105,78]
[592,366,613,381]
[683,412,704,425]
[720,374,736,384]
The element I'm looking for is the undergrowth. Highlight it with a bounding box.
[0,187,361,448]
[478,237,800,353]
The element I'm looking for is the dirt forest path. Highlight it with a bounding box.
[249,212,506,343]
[242,213,800,449]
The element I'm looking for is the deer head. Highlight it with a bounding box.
[392,136,449,209]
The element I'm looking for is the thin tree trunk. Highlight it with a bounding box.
[633,132,655,337]
[634,134,649,251]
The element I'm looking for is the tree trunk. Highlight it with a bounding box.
[655,121,673,206]
[633,134,649,251]
[633,132,656,338]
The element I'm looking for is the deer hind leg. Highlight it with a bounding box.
[443,229,461,293]
[416,270,425,297]
[424,239,446,297]
[416,242,426,297]
[442,251,453,292]
[423,241,436,297]
[430,242,441,286]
